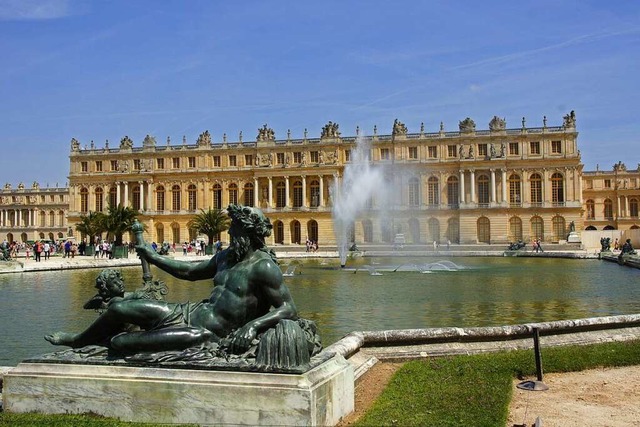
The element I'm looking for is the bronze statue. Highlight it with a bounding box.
[46,205,304,358]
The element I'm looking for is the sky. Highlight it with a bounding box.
[1,0,639,187]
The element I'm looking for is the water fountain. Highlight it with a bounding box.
[283,265,297,277]
[331,135,394,267]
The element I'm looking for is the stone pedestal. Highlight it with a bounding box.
[3,355,354,426]
[567,232,581,243]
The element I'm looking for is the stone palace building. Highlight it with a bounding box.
[2,111,639,246]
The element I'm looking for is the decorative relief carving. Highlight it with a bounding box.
[458,117,476,133]
[489,116,506,131]
[197,130,211,146]
[120,136,134,149]
[257,124,275,142]
[392,119,408,136]
[325,149,338,164]
[321,121,340,138]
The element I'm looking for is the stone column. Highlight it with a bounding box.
[490,169,496,203]
[285,176,290,208]
[470,169,476,204]
[147,182,154,212]
[542,169,548,204]
[501,169,507,204]
[268,177,273,208]
[459,170,465,204]
[319,175,325,207]
[116,182,121,206]
[302,175,307,208]
[254,178,259,207]
[123,182,129,208]
[139,182,144,211]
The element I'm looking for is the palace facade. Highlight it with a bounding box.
[65,112,587,246]
[0,182,70,243]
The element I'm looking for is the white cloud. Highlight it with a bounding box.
[0,0,72,21]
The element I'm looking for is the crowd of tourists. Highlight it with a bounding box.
[1,239,90,261]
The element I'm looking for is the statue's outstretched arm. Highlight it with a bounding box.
[136,244,218,281]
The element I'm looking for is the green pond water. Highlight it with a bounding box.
[1,256,639,366]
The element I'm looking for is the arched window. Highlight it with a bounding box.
[95,187,104,212]
[49,210,55,227]
[477,217,490,243]
[156,185,165,212]
[477,175,489,205]
[380,221,392,243]
[447,176,459,208]
[187,184,197,211]
[80,187,89,213]
[132,185,141,211]
[604,199,613,220]
[551,173,564,205]
[408,177,420,207]
[244,183,254,207]
[228,183,238,206]
[552,215,566,241]
[427,176,439,206]
[408,218,420,243]
[509,216,523,242]
[273,220,284,244]
[171,222,180,244]
[362,219,373,242]
[585,225,597,231]
[212,184,222,210]
[156,223,164,244]
[508,174,521,206]
[447,217,459,243]
[39,211,45,227]
[290,220,301,244]
[172,185,181,211]
[293,181,303,208]
[428,218,440,243]
[58,210,64,227]
[530,216,544,241]
[530,173,542,206]
[109,186,117,207]
[586,199,595,219]
[307,220,319,243]
[630,198,639,218]
[310,180,320,208]
[276,182,286,208]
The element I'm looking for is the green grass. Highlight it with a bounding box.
[355,339,640,426]
[2,340,639,426]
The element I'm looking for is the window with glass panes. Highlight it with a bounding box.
[276,153,285,165]
[509,142,519,155]
[447,176,459,207]
[530,216,544,240]
[213,156,221,167]
[477,175,489,205]
[530,173,542,205]
[310,180,320,207]
[109,187,117,207]
[447,145,456,157]
[293,181,303,208]
[604,199,613,219]
[630,199,639,217]
[172,185,181,210]
[132,186,141,210]
[427,146,437,158]
[552,216,565,241]
[530,141,540,155]
[408,146,418,159]
[293,152,302,164]
[156,186,165,211]
[380,148,390,160]
[244,183,254,206]
[188,157,196,168]
[310,151,319,163]
[172,157,180,169]
[228,183,238,205]
[228,155,236,167]
[551,140,562,154]
[551,173,564,204]
[81,162,88,172]
[96,161,102,172]
[80,188,88,212]
[133,159,141,170]
[212,184,222,209]
[111,160,118,171]
[345,149,351,162]
[478,144,487,157]
[95,188,103,211]
[428,177,439,206]
[509,174,521,204]
[187,184,197,210]
[276,182,286,208]
[408,178,420,206]
[245,154,253,166]
[157,158,164,169]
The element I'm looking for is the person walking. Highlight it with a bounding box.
[43,241,50,260]
[536,238,544,253]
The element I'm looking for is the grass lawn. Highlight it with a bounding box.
[2,339,639,426]
[355,339,640,426]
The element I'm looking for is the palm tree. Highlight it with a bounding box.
[100,204,141,247]
[75,211,106,245]
[187,208,230,252]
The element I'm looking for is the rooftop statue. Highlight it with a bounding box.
[563,110,576,128]
[142,134,157,148]
[489,116,506,131]
[71,137,80,151]
[197,130,212,146]
[120,136,134,149]
[45,205,321,370]
[392,119,408,136]
[257,124,275,142]
[321,121,341,138]
[459,117,476,133]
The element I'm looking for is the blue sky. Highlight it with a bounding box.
[1,0,639,187]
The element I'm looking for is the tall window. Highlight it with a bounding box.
[156,186,165,211]
[408,177,420,207]
[81,162,88,172]
[552,216,565,241]
[447,145,456,157]
[188,157,196,168]
[171,185,181,211]
[276,153,285,165]
[171,223,180,244]
[49,210,55,227]
[156,224,164,244]
[427,146,437,158]
[244,183,254,207]
[530,173,542,206]
[245,154,253,166]
[310,180,320,208]
[508,174,521,205]
[530,141,540,155]
[157,158,164,169]
[310,151,319,163]
[293,181,303,208]
[109,187,117,207]
[477,217,490,243]
[39,211,45,227]
[133,159,141,170]
[630,198,639,218]
[586,199,595,219]
[228,183,238,205]
[447,176,459,207]
[427,177,439,206]
[361,220,373,243]
[229,155,237,167]
[478,144,487,157]
[477,175,489,205]
[95,187,104,212]
[604,199,613,219]
[551,173,564,205]
[187,184,197,210]
[132,186,141,210]
[509,142,519,155]
[110,160,118,171]
[551,140,562,154]
[509,217,523,241]
[428,218,440,242]
[447,217,460,243]
[212,184,222,210]
[344,149,351,162]
[276,182,286,208]
[172,157,180,169]
[213,156,221,167]
[80,188,88,213]
[95,161,103,172]
[530,216,544,241]
[408,146,418,159]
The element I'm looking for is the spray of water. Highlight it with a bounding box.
[331,135,393,266]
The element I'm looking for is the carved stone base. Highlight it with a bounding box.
[3,355,354,426]
[567,232,581,243]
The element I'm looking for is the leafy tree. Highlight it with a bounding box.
[187,208,230,249]
[75,211,106,244]
[100,204,141,246]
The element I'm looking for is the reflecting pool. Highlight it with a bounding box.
[1,256,639,366]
